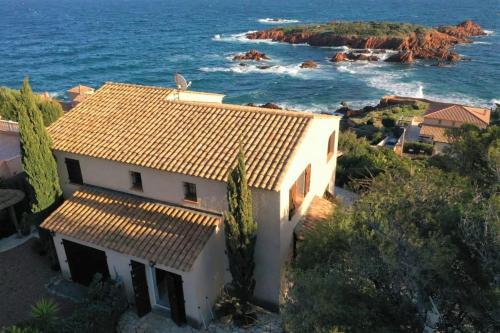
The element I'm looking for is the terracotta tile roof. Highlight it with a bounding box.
[424,103,490,128]
[67,84,94,94]
[48,82,319,190]
[295,196,334,240]
[40,186,220,271]
[420,125,450,143]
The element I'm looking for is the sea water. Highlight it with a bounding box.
[0,0,498,111]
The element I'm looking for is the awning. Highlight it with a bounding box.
[41,186,220,271]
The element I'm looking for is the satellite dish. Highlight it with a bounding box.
[175,73,192,91]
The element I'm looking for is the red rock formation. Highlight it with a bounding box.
[331,52,348,62]
[330,52,379,62]
[247,20,485,64]
[300,60,318,68]
[233,50,270,61]
[438,20,486,39]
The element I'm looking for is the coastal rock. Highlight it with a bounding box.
[300,60,318,68]
[331,52,379,62]
[247,102,282,109]
[331,52,349,62]
[233,50,270,61]
[386,51,414,64]
[248,20,485,64]
[438,20,486,39]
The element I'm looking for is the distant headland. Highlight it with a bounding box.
[246,20,486,64]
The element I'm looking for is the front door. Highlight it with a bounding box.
[130,260,151,317]
[154,268,187,325]
[63,239,109,286]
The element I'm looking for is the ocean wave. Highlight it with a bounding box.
[199,63,306,77]
[212,31,278,44]
[473,41,492,45]
[258,18,300,24]
[483,29,495,35]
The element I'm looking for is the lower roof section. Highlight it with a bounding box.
[41,186,220,272]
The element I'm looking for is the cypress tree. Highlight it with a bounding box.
[224,148,257,302]
[18,78,62,213]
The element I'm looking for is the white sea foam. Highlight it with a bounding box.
[199,66,231,73]
[473,41,492,45]
[483,29,494,35]
[199,63,307,77]
[258,18,300,24]
[212,31,278,44]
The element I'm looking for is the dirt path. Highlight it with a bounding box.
[0,239,76,328]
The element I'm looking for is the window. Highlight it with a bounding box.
[327,131,336,160]
[183,182,197,202]
[130,171,143,191]
[65,158,83,184]
[289,164,311,220]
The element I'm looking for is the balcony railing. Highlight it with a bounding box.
[0,119,19,133]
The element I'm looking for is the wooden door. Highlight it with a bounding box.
[166,272,187,325]
[63,239,109,286]
[130,260,152,317]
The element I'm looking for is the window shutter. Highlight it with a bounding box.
[305,164,311,194]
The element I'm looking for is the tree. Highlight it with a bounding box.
[336,130,418,190]
[0,86,63,126]
[429,124,500,191]
[18,78,62,214]
[223,148,257,303]
[284,169,500,333]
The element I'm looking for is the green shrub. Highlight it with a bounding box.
[0,86,63,126]
[31,298,59,332]
[381,117,396,128]
[404,141,433,155]
[61,274,127,333]
[1,326,40,333]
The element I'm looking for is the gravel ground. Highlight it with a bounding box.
[0,239,76,328]
[118,307,282,333]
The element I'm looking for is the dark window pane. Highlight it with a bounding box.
[65,158,83,184]
[183,182,197,202]
[130,171,143,191]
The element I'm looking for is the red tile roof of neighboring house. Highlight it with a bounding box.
[295,196,334,240]
[420,125,450,143]
[40,186,220,271]
[67,84,94,95]
[424,103,490,128]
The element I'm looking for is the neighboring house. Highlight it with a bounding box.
[67,84,94,108]
[40,82,340,327]
[419,102,490,153]
[0,118,22,179]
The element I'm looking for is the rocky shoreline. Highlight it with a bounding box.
[247,20,486,64]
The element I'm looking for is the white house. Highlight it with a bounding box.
[41,82,340,327]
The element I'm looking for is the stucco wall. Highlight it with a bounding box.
[51,228,224,327]
[51,114,340,310]
[278,116,340,266]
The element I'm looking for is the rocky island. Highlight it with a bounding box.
[246,20,486,64]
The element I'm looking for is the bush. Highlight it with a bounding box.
[60,274,128,333]
[31,299,59,332]
[214,291,257,327]
[381,117,396,128]
[404,141,433,155]
[0,86,63,126]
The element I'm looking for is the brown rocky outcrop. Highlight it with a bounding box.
[233,50,270,61]
[331,52,348,62]
[247,102,282,109]
[300,60,318,68]
[438,20,486,39]
[330,52,379,62]
[247,20,485,64]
